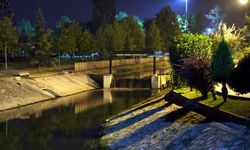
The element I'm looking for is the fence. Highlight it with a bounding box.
[75,57,169,72]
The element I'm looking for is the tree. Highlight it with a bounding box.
[35,8,46,38]
[0,17,19,70]
[229,55,250,94]
[169,33,213,96]
[54,25,77,66]
[155,6,181,51]
[78,29,95,54]
[211,41,234,102]
[34,8,53,67]
[122,17,145,51]
[18,19,36,59]
[55,16,72,35]
[18,19,36,39]
[34,30,53,67]
[92,0,116,28]
[212,23,246,59]
[146,21,164,51]
[180,54,213,98]
[95,26,108,58]
[206,5,225,33]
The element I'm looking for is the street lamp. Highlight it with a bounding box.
[239,0,248,5]
[185,0,188,32]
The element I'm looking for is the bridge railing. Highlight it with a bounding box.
[74,57,169,73]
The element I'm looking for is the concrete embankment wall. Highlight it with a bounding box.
[0,73,100,111]
[74,57,168,73]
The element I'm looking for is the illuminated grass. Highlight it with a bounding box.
[174,88,250,118]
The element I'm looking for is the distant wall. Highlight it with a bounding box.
[75,57,169,72]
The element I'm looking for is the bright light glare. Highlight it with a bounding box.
[239,0,248,5]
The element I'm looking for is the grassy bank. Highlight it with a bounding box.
[174,88,250,118]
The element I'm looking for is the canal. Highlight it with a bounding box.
[0,89,157,150]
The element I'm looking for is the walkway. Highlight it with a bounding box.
[215,84,250,99]
[102,99,250,150]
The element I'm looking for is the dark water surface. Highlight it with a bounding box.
[0,89,157,150]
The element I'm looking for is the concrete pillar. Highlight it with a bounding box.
[151,74,158,89]
[151,74,170,89]
[103,74,113,89]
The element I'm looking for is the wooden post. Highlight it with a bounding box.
[4,43,7,70]
[109,51,112,74]
[153,56,156,74]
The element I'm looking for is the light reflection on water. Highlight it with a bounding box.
[0,89,157,150]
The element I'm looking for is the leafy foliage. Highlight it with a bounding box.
[145,21,164,51]
[18,19,36,39]
[155,6,181,50]
[211,23,246,59]
[170,33,212,88]
[180,54,212,97]
[229,55,250,94]
[211,41,234,83]
[0,17,20,69]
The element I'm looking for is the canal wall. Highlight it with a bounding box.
[0,73,100,111]
[74,57,169,73]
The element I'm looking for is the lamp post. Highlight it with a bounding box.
[239,0,248,5]
[185,0,188,32]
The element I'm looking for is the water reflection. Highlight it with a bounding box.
[0,89,156,150]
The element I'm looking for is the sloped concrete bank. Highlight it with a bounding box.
[0,73,100,111]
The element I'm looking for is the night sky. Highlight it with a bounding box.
[10,0,249,28]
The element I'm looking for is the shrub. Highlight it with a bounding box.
[211,41,234,101]
[170,33,212,88]
[229,54,250,94]
[180,54,211,98]
[211,41,234,83]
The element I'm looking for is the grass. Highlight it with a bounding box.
[174,87,250,118]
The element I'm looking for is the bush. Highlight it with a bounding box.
[211,41,234,83]
[170,33,212,88]
[180,54,211,97]
[229,54,250,94]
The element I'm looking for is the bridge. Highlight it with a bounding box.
[104,50,170,89]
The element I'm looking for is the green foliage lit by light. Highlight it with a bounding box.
[115,11,128,21]
[18,19,36,39]
[115,11,144,30]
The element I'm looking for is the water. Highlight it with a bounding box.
[0,89,156,150]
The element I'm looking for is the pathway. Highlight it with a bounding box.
[102,100,250,150]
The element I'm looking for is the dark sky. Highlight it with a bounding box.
[10,0,249,28]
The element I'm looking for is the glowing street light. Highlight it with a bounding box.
[239,0,248,5]
[185,0,188,31]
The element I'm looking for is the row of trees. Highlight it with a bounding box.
[0,6,181,69]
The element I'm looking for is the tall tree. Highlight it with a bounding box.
[155,6,181,51]
[123,17,145,51]
[78,29,95,54]
[34,8,53,67]
[206,5,225,33]
[18,19,36,58]
[146,21,164,51]
[35,7,46,38]
[54,25,77,66]
[92,0,116,28]
[211,41,234,102]
[0,17,19,70]
[19,19,35,39]
[55,16,72,35]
